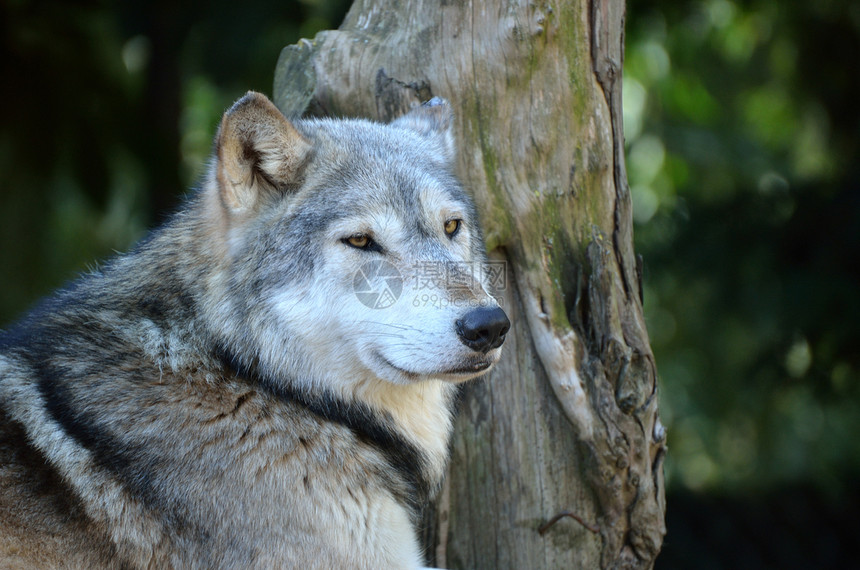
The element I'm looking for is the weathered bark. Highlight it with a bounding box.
[273,1,666,568]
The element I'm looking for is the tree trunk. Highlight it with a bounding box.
[273,0,666,568]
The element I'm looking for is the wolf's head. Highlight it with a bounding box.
[203,92,509,393]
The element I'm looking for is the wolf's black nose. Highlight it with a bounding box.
[455,306,511,354]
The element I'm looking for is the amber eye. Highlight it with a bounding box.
[444,219,461,237]
[347,234,370,248]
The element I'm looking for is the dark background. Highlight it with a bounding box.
[1,0,858,567]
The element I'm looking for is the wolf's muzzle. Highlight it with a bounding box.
[455,306,511,354]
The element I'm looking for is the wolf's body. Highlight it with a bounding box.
[0,93,508,568]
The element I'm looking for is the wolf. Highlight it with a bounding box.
[0,92,509,568]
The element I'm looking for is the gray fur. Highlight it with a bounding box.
[0,92,507,568]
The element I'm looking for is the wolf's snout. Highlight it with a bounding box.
[455,306,511,354]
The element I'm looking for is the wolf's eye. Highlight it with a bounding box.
[346,234,370,248]
[444,219,461,237]
[342,234,383,253]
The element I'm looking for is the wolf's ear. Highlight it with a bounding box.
[215,91,311,212]
[390,97,456,165]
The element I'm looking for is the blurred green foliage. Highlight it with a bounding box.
[625,0,860,495]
